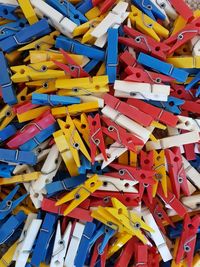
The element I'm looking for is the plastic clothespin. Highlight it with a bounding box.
[150,0,177,21]
[185,71,200,91]
[0,185,28,220]
[0,241,18,267]
[137,53,189,83]
[56,174,102,215]
[129,5,169,42]
[90,238,108,267]
[0,124,16,142]
[0,3,18,20]
[73,113,90,147]
[76,0,93,14]
[88,113,107,164]
[54,48,89,78]
[167,56,200,69]
[0,18,51,53]
[50,221,72,267]
[18,0,38,25]
[30,213,57,267]
[32,93,80,106]
[170,0,193,21]
[165,147,190,199]
[181,100,200,115]
[0,163,15,177]
[0,171,40,185]
[0,148,37,165]
[46,0,88,25]
[0,19,27,41]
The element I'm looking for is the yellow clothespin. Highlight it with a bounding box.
[0,87,29,130]
[153,150,167,197]
[18,31,60,51]
[85,7,101,20]
[11,61,66,83]
[0,172,40,185]
[130,151,137,167]
[171,15,187,35]
[26,79,58,95]
[167,56,200,68]
[107,232,132,258]
[53,130,78,176]
[0,241,18,267]
[56,75,109,94]
[129,5,169,41]
[51,102,99,117]
[56,174,102,215]
[18,0,38,24]
[17,106,49,123]
[73,113,90,147]
[57,116,91,166]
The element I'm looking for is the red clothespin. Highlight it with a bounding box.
[114,238,136,267]
[91,191,140,207]
[143,195,174,234]
[13,101,39,114]
[119,26,170,60]
[54,49,89,78]
[108,163,155,202]
[164,17,200,55]
[170,84,195,101]
[6,110,55,148]
[101,116,144,152]
[88,114,107,164]
[165,147,190,199]
[99,0,117,14]
[124,66,175,84]
[148,247,160,267]
[134,242,148,267]
[176,214,200,267]
[181,100,200,115]
[157,185,187,218]
[119,51,138,68]
[90,237,108,267]
[127,98,178,127]
[170,0,193,21]
[103,93,154,127]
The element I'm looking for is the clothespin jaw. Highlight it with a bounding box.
[0,3,18,20]
[73,113,90,147]
[56,174,102,215]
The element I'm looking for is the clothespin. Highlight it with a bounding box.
[0,241,18,267]
[170,0,193,21]
[50,221,72,267]
[176,214,200,267]
[182,156,200,190]
[90,238,108,267]
[129,5,169,42]
[0,163,15,177]
[0,3,18,20]
[53,49,89,78]
[57,115,91,167]
[107,232,132,258]
[64,222,85,267]
[32,93,80,106]
[164,17,200,55]
[18,0,38,25]
[185,71,200,91]
[181,100,200,115]
[0,211,27,245]
[0,185,28,220]
[138,53,189,83]
[0,18,51,53]
[56,174,102,215]
[167,56,200,69]
[30,213,57,267]
[73,113,90,147]
[0,19,27,41]
[0,148,37,165]
[0,124,16,142]
[0,171,40,185]
[150,0,177,21]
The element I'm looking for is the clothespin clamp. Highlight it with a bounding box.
[0,3,18,20]
[56,174,102,215]
[170,0,193,21]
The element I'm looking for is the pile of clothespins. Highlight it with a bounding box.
[0,0,200,266]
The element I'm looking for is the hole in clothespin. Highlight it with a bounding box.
[118,208,123,214]
[140,174,146,179]
[34,193,39,198]
[5,110,12,117]
[119,169,125,175]
[65,124,70,129]
[160,3,166,8]
[157,156,161,161]
[155,47,161,51]
[81,124,86,129]
[124,183,130,188]
[20,96,26,101]
[95,85,100,90]
[169,101,175,106]
[43,82,48,88]
[136,72,141,78]
[75,193,80,199]
[196,203,200,208]
[195,23,200,27]
[73,142,80,149]
[144,159,150,165]
[92,121,97,126]
[74,14,79,19]
[3,9,8,15]
[126,197,130,202]
[157,212,163,218]
[20,69,25,74]
[134,222,141,229]
[103,181,108,186]
[184,244,191,252]
[174,157,179,162]
[90,182,95,187]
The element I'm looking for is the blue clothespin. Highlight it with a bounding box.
[0,185,28,220]
[0,19,27,41]
[55,35,105,61]
[46,0,88,25]
[138,53,189,83]
[0,19,51,53]
[74,222,96,267]
[0,148,37,165]
[185,71,200,91]
[0,163,15,177]
[0,211,27,245]
[0,51,17,105]
[19,123,58,151]
[46,174,87,195]
[79,155,91,174]
[31,213,57,267]
[189,155,200,172]
[132,0,166,20]
[0,4,18,20]
[76,0,93,14]
[89,224,116,254]
[148,96,185,114]
[0,124,17,142]
[32,93,81,106]
[106,27,118,83]
[83,59,99,73]
[168,222,200,239]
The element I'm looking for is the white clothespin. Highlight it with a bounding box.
[146,131,200,151]
[176,115,200,132]
[13,213,37,261]
[191,36,200,56]
[78,95,104,108]
[182,155,200,190]
[142,208,172,262]
[50,221,72,267]
[64,222,85,267]
[91,1,129,39]
[94,33,107,48]
[30,0,77,38]
[150,0,177,20]
[96,141,127,169]
[114,80,170,101]
[101,105,151,143]
[15,219,42,267]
